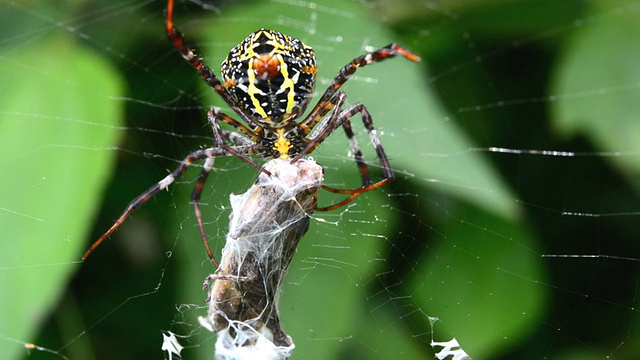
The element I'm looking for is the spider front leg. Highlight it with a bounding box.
[190,157,218,267]
[300,43,420,132]
[166,0,255,126]
[297,92,394,211]
[317,102,394,211]
[83,147,227,260]
[190,109,260,267]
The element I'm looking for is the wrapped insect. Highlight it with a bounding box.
[199,158,323,359]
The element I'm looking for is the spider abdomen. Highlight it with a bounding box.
[221,29,317,128]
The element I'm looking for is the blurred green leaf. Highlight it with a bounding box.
[0,33,123,358]
[280,196,394,359]
[552,3,640,192]
[409,203,545,357]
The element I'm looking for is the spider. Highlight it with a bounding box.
[83,0,420,266]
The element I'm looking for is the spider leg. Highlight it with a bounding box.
[300,94,393,211]
[207,108,270,175]
[222,129,253,147]
[190,110,260,267]
[209,107,259,141]
[190,157,218,267]
[300,43,420,132]
[166,0,256,126]
[294,92,372,184]
[83,147,227,260]
[294,91,345,143]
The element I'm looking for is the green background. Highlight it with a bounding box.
[1,0,640,359]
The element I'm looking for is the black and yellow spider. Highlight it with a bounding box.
[83,0,420,265]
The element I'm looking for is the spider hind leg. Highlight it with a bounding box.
[303,94,395,212]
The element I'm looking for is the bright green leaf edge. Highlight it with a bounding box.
[0,33,124,359]
[551,5,640,192]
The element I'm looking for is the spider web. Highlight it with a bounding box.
[2,0,640,359]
